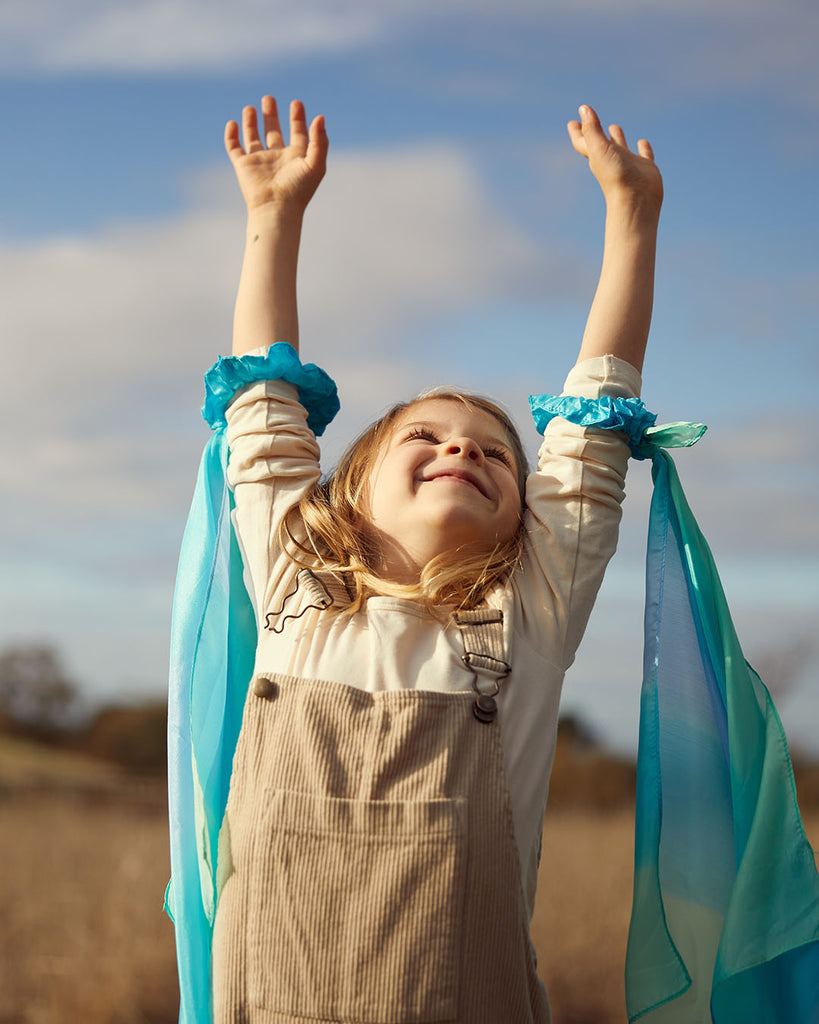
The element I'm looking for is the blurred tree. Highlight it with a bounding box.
[83,702,168,775]
[556,712,599,752]
[0,643,78,733]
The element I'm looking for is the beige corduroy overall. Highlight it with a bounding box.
[212,604,551,1024]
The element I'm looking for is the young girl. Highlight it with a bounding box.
[182,97,663,1024]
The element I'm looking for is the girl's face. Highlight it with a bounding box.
[364,398,523,581]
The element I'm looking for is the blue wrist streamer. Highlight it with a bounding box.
[203,342,340,434]
[528,392,706,459]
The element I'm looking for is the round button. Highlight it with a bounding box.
[472,694,497,723]
[253,676,277,700]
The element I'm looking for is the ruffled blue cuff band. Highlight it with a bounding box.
[203,343,340,436]
[529,394,706,459]
[529,394,657,448]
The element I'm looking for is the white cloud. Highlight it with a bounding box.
[1,140,552,695]
[1,0,816,107]
[3,142,545,462]
[300,146,549,355]
[2,142,559,578]
[0,0,382,72]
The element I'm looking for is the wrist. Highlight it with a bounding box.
[604,191,661,234]
[245,203,305,237]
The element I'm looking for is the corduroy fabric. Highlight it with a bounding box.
[212,675,550,1023]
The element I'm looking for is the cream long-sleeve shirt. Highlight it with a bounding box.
[225,354,642,917]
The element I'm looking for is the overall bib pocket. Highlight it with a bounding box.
[248,789,468,1023]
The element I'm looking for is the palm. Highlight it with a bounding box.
[232,148,317,209]
[225,97,327,214]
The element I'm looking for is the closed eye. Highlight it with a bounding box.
[404,426,512,469]
[405,427,439,443]
[483,446,512,467]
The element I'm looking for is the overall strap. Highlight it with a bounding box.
[263,568,354,633]
[452,609,510,724]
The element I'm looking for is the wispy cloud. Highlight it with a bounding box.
[2,0,816,112]
[0,1,382,72]
[2,141,552,692]
[3,142,548,460]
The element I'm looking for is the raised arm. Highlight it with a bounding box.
[567,105,663,373]
[224,96,328,357]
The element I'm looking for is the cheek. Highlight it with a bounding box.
[505,501,523,536]
[500,469,523,509]
[503,486,524,537]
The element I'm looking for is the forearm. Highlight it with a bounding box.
[232,206,304,357]
[577,195,659,373]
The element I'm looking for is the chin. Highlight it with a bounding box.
[433,508,512,544]
[432,525,505,555]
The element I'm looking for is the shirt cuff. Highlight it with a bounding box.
[561,355,642,401]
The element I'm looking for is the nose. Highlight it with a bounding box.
[445,437,484,463]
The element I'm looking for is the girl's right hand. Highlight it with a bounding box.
[567,104,663,218]
[224,96,328,216]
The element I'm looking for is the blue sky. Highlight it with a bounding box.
[2,0,817,754]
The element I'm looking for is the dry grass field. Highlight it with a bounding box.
[1,734,817,1024]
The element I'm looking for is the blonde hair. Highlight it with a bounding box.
[280,390,530,613]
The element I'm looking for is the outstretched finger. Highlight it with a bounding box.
[567,119,588,157]
[261,95,283,150]
[637,138,655,161]
[306,114,329,174]
[224,120,245,162]
[242,105,263,154]
[578,104,609,152]
[609,124,628,149]
[289,100,309,156]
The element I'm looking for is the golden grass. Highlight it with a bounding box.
[1,758,817,1024]
[534,810,635,1024]
[0,792,178,1024]
[535,808,819,1024]
[0,733,125,787]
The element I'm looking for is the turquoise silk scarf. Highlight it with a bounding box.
[167,350,819,1024]
[165,345,339,1024]
[533,395,819,1023]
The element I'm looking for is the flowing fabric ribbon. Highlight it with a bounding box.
[165,344,339,1024]
[530,392,819,1023]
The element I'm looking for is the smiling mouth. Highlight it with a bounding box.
[424,471,488,498]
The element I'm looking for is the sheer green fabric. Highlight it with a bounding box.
[626,451,819,1023]
[530,393,819,1022]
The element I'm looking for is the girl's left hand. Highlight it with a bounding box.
[567,105,663,215]
[225,96,328,216]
